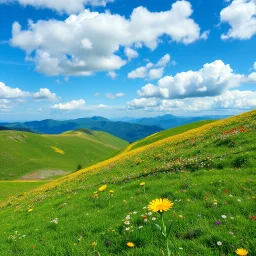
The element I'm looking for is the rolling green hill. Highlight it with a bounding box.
[2,117,163,143]
[0,110,255,255]
[0,129,128,180]
[124,120,215,152]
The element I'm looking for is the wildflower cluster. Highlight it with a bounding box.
[50,218,58,225]
[8,231,26,241]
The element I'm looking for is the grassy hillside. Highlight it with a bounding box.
[124,120,215,152]
[0,129,128,180]
[0,110,255,255]
[0,181,47,201]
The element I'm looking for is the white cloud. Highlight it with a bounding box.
[94,92,100,96]
[156,54,171,67]
[97,104,108,108]
[220,0,256,40]
[0,0,115,14]
[128,67,148,79]
[128,54,172,80]
[11,1,206,76]
[51,99,85,110]
[0,99,10,112]
[127,90,256,112]
[105,92,124,99]
[127,97,159,109]
[253,62,256,70]
[107,71,117,79]
[81,38,93,50]
[124,47,138,60]
[148,68,164,80]
[200,30,210,40]
[0,81,28,99]
[247,72,256,82]
[32,88,59,101]
[138,60,247,99]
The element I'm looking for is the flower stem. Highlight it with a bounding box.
[160,213,170,256]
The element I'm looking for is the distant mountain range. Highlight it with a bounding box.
[117,114,230,129]
[0,117,162,143]
[0,114,229,142]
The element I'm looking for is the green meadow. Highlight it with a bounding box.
[0,110,255,255]
[0,181,47,201]
[0,129,128,180]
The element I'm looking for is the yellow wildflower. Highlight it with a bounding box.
[140,182,145,186]
[127,242,135,248]
[91,242,97,246]
[28,208,33,213]
[148,198,173,213]
[236,248,248,256]
[98,185,107,192]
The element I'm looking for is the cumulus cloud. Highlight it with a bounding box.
[220,0,256,40]
[0,81,29,99]
[107,71,117,79]
[51,99,85,110]
[11,1,206,76]
[124,47,139,60]
[127,98,159,109]
[0,0,114,14]
[0,81,60,104]
[105,92,124,99]
[127,90,256,112]
[137,60,248,99]
[32,88,59,101]
[128,54,172,80]
[247,72,256,82]
[148,68,164,80]
[128,67,148,79]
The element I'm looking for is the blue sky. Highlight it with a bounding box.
[0,0,256,122]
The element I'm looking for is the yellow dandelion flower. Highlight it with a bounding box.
[140,182,145,186]
[98,184,107,192]
[236,248,248,256]
[91,242,97,246]
[28,208,33,213]
[127,242,135,248]
[148,198,174,213]
[109,190,114,194]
